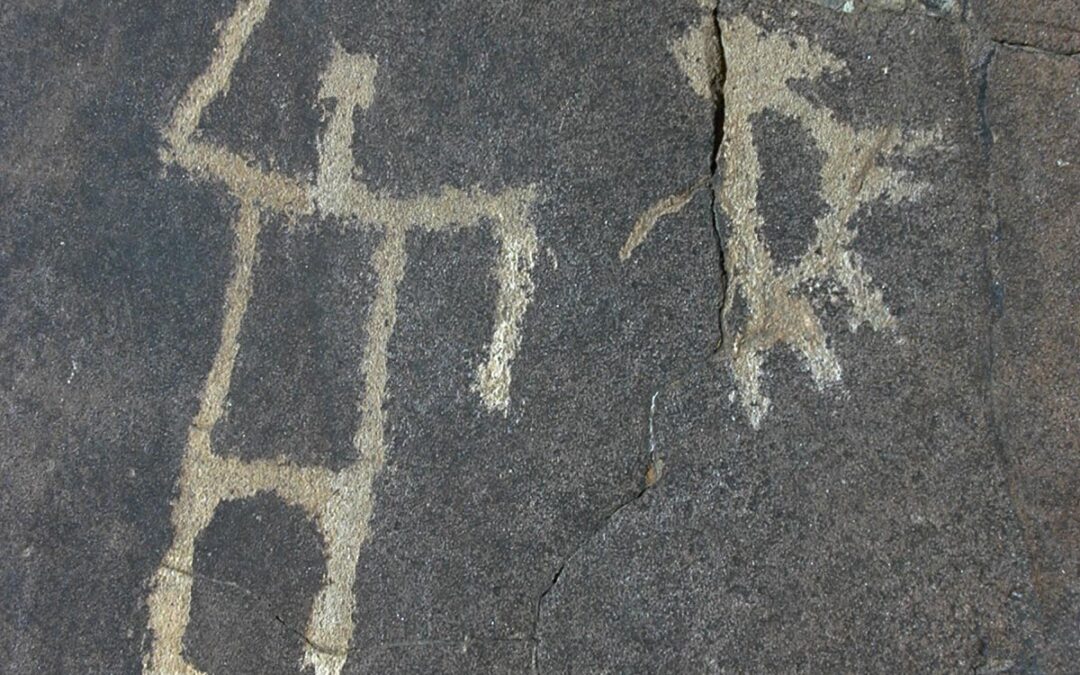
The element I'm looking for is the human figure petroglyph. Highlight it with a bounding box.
[144,1,538,673]
[623,13,937,428]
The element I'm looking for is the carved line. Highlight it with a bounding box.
[145,0,539,673]
[622,13,936,429]
[718,15,933,428]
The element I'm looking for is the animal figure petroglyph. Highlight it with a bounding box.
[624,13,937,428]
[144,1,538,673]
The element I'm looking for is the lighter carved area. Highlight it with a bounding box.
[623,13,938,428]
[144,1,539,673]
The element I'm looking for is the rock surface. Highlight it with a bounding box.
[987,44,1080,673]
[977,0,1080,55]
[1,0,1076,673]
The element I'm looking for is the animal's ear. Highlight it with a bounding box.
[319,41,378,111]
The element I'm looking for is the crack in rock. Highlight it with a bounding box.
[529,357,717,671]
[990,38,1080,58]
[158,563,343,658]
[708,3,728,350]
[529,473,658,674]
[530,10,728,672]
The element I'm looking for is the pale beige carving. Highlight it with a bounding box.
[620,8,720,262]
[670,11,722,102]
[623,14,937,428]
[144,1,538,673]
[620,175,710,261]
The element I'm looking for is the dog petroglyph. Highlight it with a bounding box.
[144,1,538,672]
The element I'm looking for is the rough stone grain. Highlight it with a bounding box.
[977,0,1080,55]
[1,0,1077,673]
[987,44,1080,673]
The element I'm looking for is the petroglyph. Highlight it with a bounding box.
[623,14,937,428]
[618,6,720,262]
[718,16,938,428]
[620,175,710,261]
[144,1,538,673]
[670,9,723,102]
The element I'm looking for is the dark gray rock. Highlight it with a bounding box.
[976,0,1080,55]
[1,0,1076,673]
[987,44,1080,673]
[538,3,1041,671]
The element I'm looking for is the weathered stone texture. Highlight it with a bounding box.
[1,0,1077,673]
[977,0,1080,55]
[988,44,1080,672]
